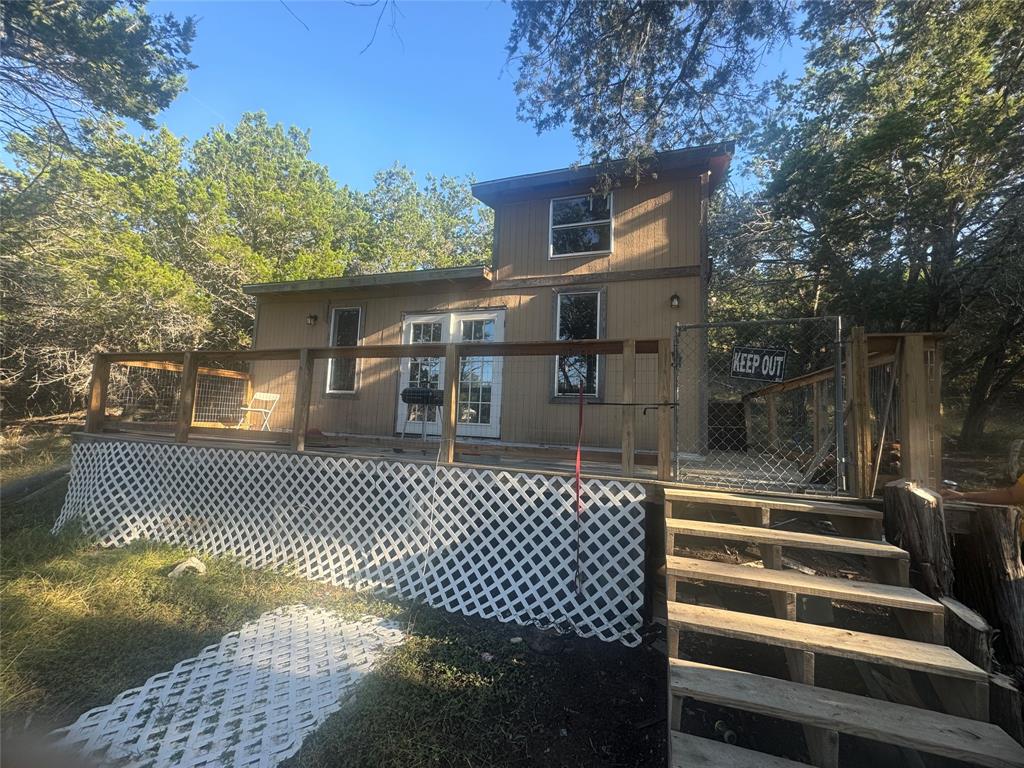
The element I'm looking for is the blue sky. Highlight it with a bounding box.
[146,1,803,191]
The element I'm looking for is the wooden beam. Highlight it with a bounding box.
[766,392,779,451]
[849,326,873,498]
[175,351,199,443]
[291,348,313,452]
[657,339,673,481]
[85,354,111,434]
[621,339,636,476]
[743,352,895,400]
[491,264,700,291]
[898,334,930,485]
[111,358,249,380]
[441,344,459,463]
[97,339,666,366]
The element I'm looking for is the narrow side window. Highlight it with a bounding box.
[326,307,361,393]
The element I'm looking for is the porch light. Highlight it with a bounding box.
[669,294,681,309]
[306,314,318,326]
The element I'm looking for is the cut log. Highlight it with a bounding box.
[951,503,1024,671]
[940,596,993,672]
[882,480,953,598]
[991,672,1024,747]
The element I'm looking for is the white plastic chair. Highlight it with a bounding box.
[237,392,280,431]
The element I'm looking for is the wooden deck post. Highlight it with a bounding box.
[657,338,673,481]
[291,348,313,452]
[621,339,636,476]
[849,326,873,498]
[441,344,459,463]
[175,351,199,443]
[812,381,825,455]
[898,334,931,485]
[766,392,779,451]
[85,354,111,434]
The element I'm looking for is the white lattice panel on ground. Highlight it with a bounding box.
[50,606,405,768]
[57,439,647,645]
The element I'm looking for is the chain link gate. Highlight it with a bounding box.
[672,317,847,495]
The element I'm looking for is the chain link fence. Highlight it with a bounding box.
[673,317,846,494]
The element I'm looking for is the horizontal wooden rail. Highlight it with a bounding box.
[94,338,664,365]
[109,358,250,380]
[84,337,673,480]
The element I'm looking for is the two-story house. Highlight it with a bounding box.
[242,142,733,455]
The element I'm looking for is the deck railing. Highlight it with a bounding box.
[84,338,673,479]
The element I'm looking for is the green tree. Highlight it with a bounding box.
[0,114,494,415]
[0,0,196,147]
[357,163,492,273]
[751,0,1024,446]
[189,112,364,282]
[505,0,791,165]
[1,121,211,411]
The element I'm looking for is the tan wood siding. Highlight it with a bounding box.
[250,275,700,450]
[494,176,702,281]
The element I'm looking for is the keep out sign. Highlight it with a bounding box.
[730,346,788,383]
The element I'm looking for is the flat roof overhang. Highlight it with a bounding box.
[242,265,493,297]
[472,142,735,207]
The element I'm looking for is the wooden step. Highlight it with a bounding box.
[667,602,985,682]
[670,659,1024,768]
[670,732,806,768]
[666,555,940,614]
[666,518,906,560]
[665,487,882,520]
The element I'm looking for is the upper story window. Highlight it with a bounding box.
[549,193,613,259]
[326,307,361,394]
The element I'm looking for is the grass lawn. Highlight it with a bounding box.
[0,430,665,767]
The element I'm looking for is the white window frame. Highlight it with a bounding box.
[395,310,505,438]
[554,290,602,397]
[548,192,614,260]
[325,306,362,394]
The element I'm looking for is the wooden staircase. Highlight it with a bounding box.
[662,487,1024,768]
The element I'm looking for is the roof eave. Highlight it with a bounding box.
[242,265,493,296]
[471,141,735,207]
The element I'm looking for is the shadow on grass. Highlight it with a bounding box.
[283,602,666,768]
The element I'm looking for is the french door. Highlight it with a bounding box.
[396,310,504,438]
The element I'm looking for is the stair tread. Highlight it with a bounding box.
[667,602,985,681]
[666,518,907,558]
[666,555,941,612]
[670,732,806,768]
[665,487,882,519]
[670,659,1024,768]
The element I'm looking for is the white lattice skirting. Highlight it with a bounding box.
[50,606,405,768]
[56,439,647,645]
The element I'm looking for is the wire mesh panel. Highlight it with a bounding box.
[106,362,253,433]
[194,369,249,426]
[673,317,846,494]
[106,363,182,429]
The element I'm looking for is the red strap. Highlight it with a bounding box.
[574,379,584,593]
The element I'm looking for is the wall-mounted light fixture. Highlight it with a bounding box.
[306,314,318,326]
[669,294,681,309]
